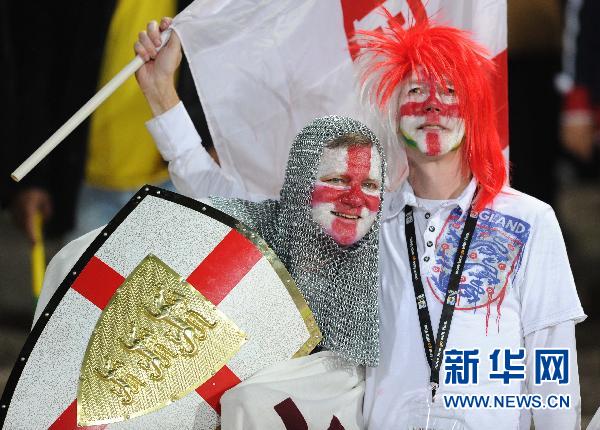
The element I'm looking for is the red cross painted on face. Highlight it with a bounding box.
[398,74,465,157]
[311,144,382,246]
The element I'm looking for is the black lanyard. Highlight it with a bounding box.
[404,205,478,398]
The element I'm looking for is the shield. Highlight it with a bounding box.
[0,185,321,429]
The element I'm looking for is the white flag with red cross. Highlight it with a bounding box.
[171,0,507,196]
[0,186,319,429]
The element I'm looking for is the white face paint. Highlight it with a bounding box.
[398,72,466,157]
[310,144,382,246]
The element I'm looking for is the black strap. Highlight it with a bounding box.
[404,205,478,396]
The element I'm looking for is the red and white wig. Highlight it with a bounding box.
[355,12,506,212]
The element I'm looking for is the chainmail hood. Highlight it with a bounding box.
[210,116,385,366]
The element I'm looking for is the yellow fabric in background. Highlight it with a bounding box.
[31,212,46,298]
[86,0,176,190]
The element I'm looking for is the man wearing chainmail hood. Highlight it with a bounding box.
[26,19,386,430]
[133,21,388,430]
[140,61,387,427]
[26,19,386,428]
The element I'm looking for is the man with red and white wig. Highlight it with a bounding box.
[357,14,585,429]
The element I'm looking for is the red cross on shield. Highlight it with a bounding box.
[0,185,320,430]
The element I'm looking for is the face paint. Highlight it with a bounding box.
[398,73,465,157]
[310,144,382,246]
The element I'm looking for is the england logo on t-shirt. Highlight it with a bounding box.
[428,207,531,334]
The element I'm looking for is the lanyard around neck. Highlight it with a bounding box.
[404,205,479,395]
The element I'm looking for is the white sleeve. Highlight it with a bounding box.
[32,227,103,326]
[518,206,586,336]
[525,320,581,430]
[146,102,253,200]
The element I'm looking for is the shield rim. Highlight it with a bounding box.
[0,184,321,428]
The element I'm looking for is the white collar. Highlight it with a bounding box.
[383,177,478,221]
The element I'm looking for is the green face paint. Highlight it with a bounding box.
[398,127,464,154]
[399,128,418,149]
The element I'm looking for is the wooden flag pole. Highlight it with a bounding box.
[11,30,171,182]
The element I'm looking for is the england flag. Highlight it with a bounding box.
[171,0,507,196]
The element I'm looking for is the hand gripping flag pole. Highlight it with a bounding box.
[10,30,172,182]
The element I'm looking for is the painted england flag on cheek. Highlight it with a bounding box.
[171,0,507,196]
[428,208,531,333]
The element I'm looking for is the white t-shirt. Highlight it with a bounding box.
[365,179,586,429]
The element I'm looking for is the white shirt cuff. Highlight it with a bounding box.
[146,101,203,161]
